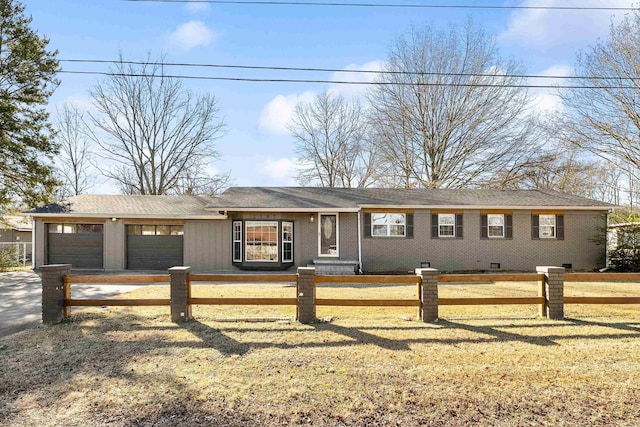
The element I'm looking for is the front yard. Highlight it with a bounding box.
[1,281,640,426]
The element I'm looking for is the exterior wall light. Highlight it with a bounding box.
[310,214,315,223]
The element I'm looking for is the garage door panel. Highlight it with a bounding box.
[127,235,183,270]
[48,229,103,269]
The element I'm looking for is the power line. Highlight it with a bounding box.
[59,59,640,81]
[58,69,639,89]
[121,0,640,11]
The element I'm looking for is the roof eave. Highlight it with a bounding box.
[29,213,227,220]
[357,204,614,211]
[204,207,361,213]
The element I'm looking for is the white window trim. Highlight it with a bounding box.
[318,213,339,257]
[371,213,406,237]
[539,214,556,239]
[438,213,456,238]
[487,214,505,239]
[245,221,279,263]
[232,221,242,262]
[282,221,293,263]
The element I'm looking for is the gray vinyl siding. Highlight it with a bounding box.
[0,229,31,242]
[34,219,45,268]
[184,220,232,271]
[104,220,125,270]
[361,210,606,272]
[181,213,359,272]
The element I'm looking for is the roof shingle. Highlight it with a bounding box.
[206,187,615,210]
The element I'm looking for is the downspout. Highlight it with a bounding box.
[31,217,36,269]
[357,208,363,274]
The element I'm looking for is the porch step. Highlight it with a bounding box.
[310,259,359,275]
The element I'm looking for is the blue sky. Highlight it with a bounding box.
[27,0,636,193]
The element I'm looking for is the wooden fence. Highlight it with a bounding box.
[564,272,640,305]
[40,264,640,325]
[315,275,422,307]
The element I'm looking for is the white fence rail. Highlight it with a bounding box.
[0,242,32,266]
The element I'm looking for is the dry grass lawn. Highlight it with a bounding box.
[1,280,640,426]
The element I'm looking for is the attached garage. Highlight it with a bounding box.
[47,223,104,269]
[126,225,184,270]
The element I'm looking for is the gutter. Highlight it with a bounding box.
[28,214,228,220]
[357,204,614,211]
[357,209,363,274]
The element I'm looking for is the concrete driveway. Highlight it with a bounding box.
[0,270,147,339]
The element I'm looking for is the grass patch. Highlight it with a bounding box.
[2,281,640,426]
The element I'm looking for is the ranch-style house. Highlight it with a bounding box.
[28,187,613,273]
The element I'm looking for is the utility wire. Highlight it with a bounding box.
[59,59,640,81]
[121,0,640,11]
[57,69,639,89]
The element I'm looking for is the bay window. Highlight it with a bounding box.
[232,219,295,269]
[245,221,278,262]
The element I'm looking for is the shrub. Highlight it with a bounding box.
[0,245,20,272]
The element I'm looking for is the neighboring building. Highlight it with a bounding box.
[0,216,32,243]
[0,215,33,265]
[28,187,613,272]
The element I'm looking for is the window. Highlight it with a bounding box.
[245,221,278,262]
[48,223,103,234]
[142,225,155,235]
[232,220,295,266]
[438,214,455,237]
[539,214,556,238]
[233,221,242,262]
[431,213,463,239]
[532,214,564,240]
[488,214,505,238]
[481,214,513,239]
[371,213,406,237]
[364,213,413,239]
[127,225,184,236]
[282,221,293,262]
[155,225,170,236]
[170,226,184,236]
[319,214,338,256]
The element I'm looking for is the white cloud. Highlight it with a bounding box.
[328,60,385,98]
[528,64,572,113]
[257,60,384,136]
[257,91,316,136]
[498,0,633,54]
[167,21,214,52]
[258,157,301,186]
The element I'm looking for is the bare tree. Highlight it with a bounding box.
[288,90,378,188]
[368,20,540,189]
[88,54,227,195]
[54,103,95,198]
[558,11,640,183]
[172,162,234,196]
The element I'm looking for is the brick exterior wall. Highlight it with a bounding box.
[416,268,438,322]
[297,267,316,323]
[169,266,192,323]
[537,266,565,320]
[362,210,606,272]
[41,264,71,324]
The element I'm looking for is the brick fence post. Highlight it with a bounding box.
[536,266,565,320]
[41,264,72,324]
[297,267,316,324]
[416,268,439,322]
[169,266,192,323]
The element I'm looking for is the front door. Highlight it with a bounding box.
[319,213,339,257]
